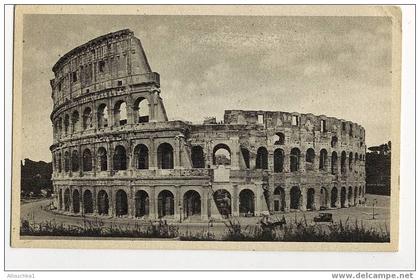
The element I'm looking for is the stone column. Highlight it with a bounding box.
[300,187,307,211]
[107,98,114,128]
[173,138,182,169]
[268,151,274,172]
[149,187,156,220]
[284,188,290,211]
[79,187,84,214]
[127,186,135,218]
[149,137,157,170]
[107,143,113,176]
[255,184,262,216]
[232,185,239,217]
[78,145,82,177]
[284,153,290,172]
[69,186,74,213]
[108,189,114,217]
[174,186,181,221]
[93,188,98,214]
[201,188,209,221]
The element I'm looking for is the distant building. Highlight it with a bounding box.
[366,142,391,195]
[50,29,366,221]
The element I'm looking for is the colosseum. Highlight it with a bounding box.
[50,29,366,221]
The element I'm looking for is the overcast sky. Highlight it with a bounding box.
[21,14,392,162]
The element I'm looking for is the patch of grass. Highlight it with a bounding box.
[20,216,390,242]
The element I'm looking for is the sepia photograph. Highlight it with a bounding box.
[10,5,402,253]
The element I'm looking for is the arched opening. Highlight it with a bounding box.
[273,186,285,211]
[97,104,108,128]
[274,148,284,173]
[135,190,149,217]
[331,136,338,148]
[58,189,63,210]
[348,186,353,206]
[340,187,347,208]
[134,97,149,123]
[239,189,255,216]
[113,145,127,171]
[213,144,231,166]
[349,152,353,171]
[290,148,301,172]
[183,190,201,218]
[82,107,92,130]
[256,147,268,169]
[331,151,338,174]
[305,148,315,170]
[331,187,338,208]
[341,151,347,174]
[241,148,250,168]
[134,144,149,169]
[213,189,232,217]
[71,110,80,133]
[72,189,80,213]
[115,190,128,216]
[191,146,205,168]
[83,190,93,214]
[319,149,328,170]
[82,148,92,171]
[157,143,174,169]
[64,114,70,135]
[290,186,301,210]
[64,151,70,172]
[114,101,127,126]
[71,150,79,172]
[97,147,107,171]
[97,190,109,215]
[64,188,70,211]
[274,132,285,145]
[306,188,315,210]
[158,190,174,218]
[320,187,329,209]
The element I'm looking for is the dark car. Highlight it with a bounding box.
[314,213,333,223]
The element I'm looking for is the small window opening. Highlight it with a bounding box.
[321,119,327,132]
[257,115,264,124]
[292,115,299,126]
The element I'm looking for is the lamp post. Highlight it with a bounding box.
[372,198,378,220]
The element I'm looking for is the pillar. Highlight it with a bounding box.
[128,186,134,217]
[284,188,290,211]
[174,186,181,221]
[201,188,209,221]
[284,153,290,172]
[232,185,239,217]
[149,187,156,220]
[300,187,306,211]
[79,187,84,214]
[93,188,98,214]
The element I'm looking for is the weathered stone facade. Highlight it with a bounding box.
[50,29,366,221]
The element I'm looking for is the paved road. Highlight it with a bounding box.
[21,194,390,238]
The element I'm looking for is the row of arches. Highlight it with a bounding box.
[53,142,365,174]
[215,145,364,174]
[58,188,204,219]
[54,142,175,173]
[53,97,150,137]
[272,185,365,212]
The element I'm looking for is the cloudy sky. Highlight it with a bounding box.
[21,14,392,162]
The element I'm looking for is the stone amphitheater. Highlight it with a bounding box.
[50,29,366,221]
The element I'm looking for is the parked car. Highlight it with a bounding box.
[314,213,333,223]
